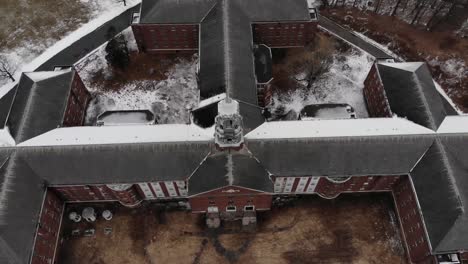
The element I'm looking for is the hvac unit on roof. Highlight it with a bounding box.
[82,207,97,222]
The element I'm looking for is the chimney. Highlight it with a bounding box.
[214,99,244,149]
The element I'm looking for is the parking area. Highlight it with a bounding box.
[56,193,408,264]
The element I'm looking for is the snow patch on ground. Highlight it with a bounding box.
[121,27,139,52]
[76,36,199,125]
[0,0,140,99]
[269,49,373,119]
[456,19,468,38]
[307,0,322,8]
[428,57,467,85]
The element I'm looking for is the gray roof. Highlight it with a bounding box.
[6,75,34,140]
[140,0,216,24]
[377,63,449,130]
[199,0,258,104]
[0,88,16,129]
[247,134,435,177]
[254,44,272,83]
[199,3,226,99]
[239,102,264,133]
[410,139,463,252]
[139,0,310,24]
[236,0,310,22]
[0,148,13,166]
[17,142,212,185]
[7,71,74,143]
[432,133,468,252]
[0,152,46,264]
[188,151,273,195]
[198,0,265,131]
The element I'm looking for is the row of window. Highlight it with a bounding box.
[255,24,306,30]
[209,205,255,212]
[409,236,426,249]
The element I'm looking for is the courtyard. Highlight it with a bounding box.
[74,27,199,125]
[56,193,408,264]
[266,32,373,121]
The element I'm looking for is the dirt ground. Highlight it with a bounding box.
[321,8,468,112]
[56,194,408,264]
[86,52,196,92]
[0,0,91,52]
[270,32,348,94]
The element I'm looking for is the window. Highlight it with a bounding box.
[226,205,236,212]
[244,205,255,211]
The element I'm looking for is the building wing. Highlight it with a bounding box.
[188,151,273,196]
[377,62,450,130]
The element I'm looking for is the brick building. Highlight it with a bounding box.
[0,0,467,264]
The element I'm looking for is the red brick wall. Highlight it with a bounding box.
[392,176,434,264]
[257,82,272,107]
[63,71,90,127]
[363,64,392,118]
[132,24,198,53]
[31,190,64,264]
[108,185,142,207]
[189,186,272,213]
[253,21,317,47]
[52,185,142,207]
[461,252,468,262]
[314,175,400,199]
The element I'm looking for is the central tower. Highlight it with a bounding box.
[214,98,244,149]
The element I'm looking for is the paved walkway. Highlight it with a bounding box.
[318,15,397,60]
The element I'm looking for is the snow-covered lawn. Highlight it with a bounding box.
[76,28,199,125]
[268,48,373,119]
[0,0,140,97]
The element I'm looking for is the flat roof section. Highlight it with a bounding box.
[254,44,273,84]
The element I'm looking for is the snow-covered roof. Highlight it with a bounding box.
[245,117,434,139]
[0,129,15,147]
[218,99,239,115]
[18,124,213,147]
[195,93,226,110]
[437,115,468,134]
[378,62,424,72]
[24,68,72,82]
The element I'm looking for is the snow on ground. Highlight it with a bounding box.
[269,49,373,119]
[76,30,199,125]
[427,57,467,85]
[0,0,140,99]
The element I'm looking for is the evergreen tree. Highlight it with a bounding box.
[105,34,130,70]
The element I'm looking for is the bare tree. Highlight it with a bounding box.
[286,34,335,89]
[426,1,446,30]
[0,55,16,82]
[391,0,403,16]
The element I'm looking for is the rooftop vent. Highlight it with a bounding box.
[96,110,155,126]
